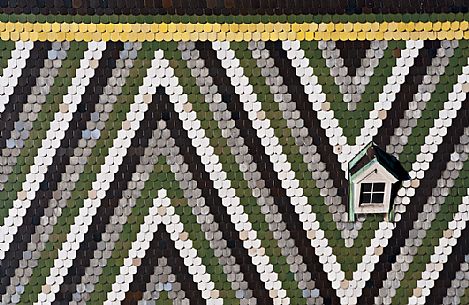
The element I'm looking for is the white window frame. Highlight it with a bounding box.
[359,182,386,205]
[351,161,398,215]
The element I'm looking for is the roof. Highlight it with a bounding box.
[349,142,411,181]
[0,4,468,305]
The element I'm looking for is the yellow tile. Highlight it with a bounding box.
[65,32,74,41]
[423,22,432,31]
[106,24,115,33]
[278,31,288,40]
[226,31,236,41]
[461,21,469,31]
[181,32,191,41]
[239,24,248,33]
[441,21,451,31]
[229,23,239,32]
[335,23,344,32]
[296,31,305,40]
[38,31,47,41]
[79,23,87,33]
[97,23,106,33]
[265,23,274,33]
[159,23,168,33]
[141,24,150,33]
[88,23,97,33]
[451,21,460,31]
[83,32,92,41]
[10,31,19,41]
[168,23,177,33]
[176,23,185,33]
[208,32,217,41]
[235,32,243,41]
[185,23,194,33]
[20,31,29,41]
[217,31,226,40]
[122,23,132,33]
[270,31,278,41]
[24,23,33,32]
[305,31,314,40]
[204,23,212,32]
[15,22,24,32]
[173,31,182,41]
[102,32,111,41]
[309,23,318,32]
[221,23,230,32]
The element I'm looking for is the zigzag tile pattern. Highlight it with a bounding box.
[0,38,469,305]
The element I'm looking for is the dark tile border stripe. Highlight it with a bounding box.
[425,224,469,305]
[122,224,205,305]
[0,41,120,296]
[374,40,441,149]
[1,0,468,16]
[159,85,273,305]
[334,40,371,77]
[196,41,339,305]
[358,87,469,304]
[0,41,50,150]
[266,41,348,205]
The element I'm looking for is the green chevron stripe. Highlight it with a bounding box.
[231,41,381,279]
[0,40,15,77]
[15,42,152,305]
[0,42,81,226]
[399,40,469,169]
[165,44,305,303]
[88,156,237,304]
[299,40,402,144]
[391,156,469,304]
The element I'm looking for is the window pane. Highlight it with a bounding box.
[360,193,371,204]
[373,183,385,192]
[372,193,384,203]
[362,183,372,192]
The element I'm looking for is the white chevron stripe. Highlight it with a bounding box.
[0,41,104,261]
[214,41,355,304]
[319,40,387,110]
[0,41,68,195]
[369,55,469,304]
[284,39,424,174]
[180,40,321,303]
[408,58,469,180]
[32,42,173,305]
[407,190,469,305]
[166,140,257,303]
[251,41,362,246]
[154,52,291,304]
[103,190,223,305]
[441,256,469,305]
[0,40,33,113]
[386,40,457,157]
[377,131,468,305]
[138,258,190,305]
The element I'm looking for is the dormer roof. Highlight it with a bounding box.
[349,142,410,181]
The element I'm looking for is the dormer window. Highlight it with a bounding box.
[348,142,410,222]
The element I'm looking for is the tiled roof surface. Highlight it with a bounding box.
[0,4,469,305]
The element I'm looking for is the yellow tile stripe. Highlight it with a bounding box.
[1,21,469,41]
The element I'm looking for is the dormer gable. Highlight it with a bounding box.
[348,142,410,222]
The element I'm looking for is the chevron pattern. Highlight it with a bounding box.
[0,38,469,305]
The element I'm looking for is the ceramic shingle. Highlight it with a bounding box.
[0,3,468,305]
